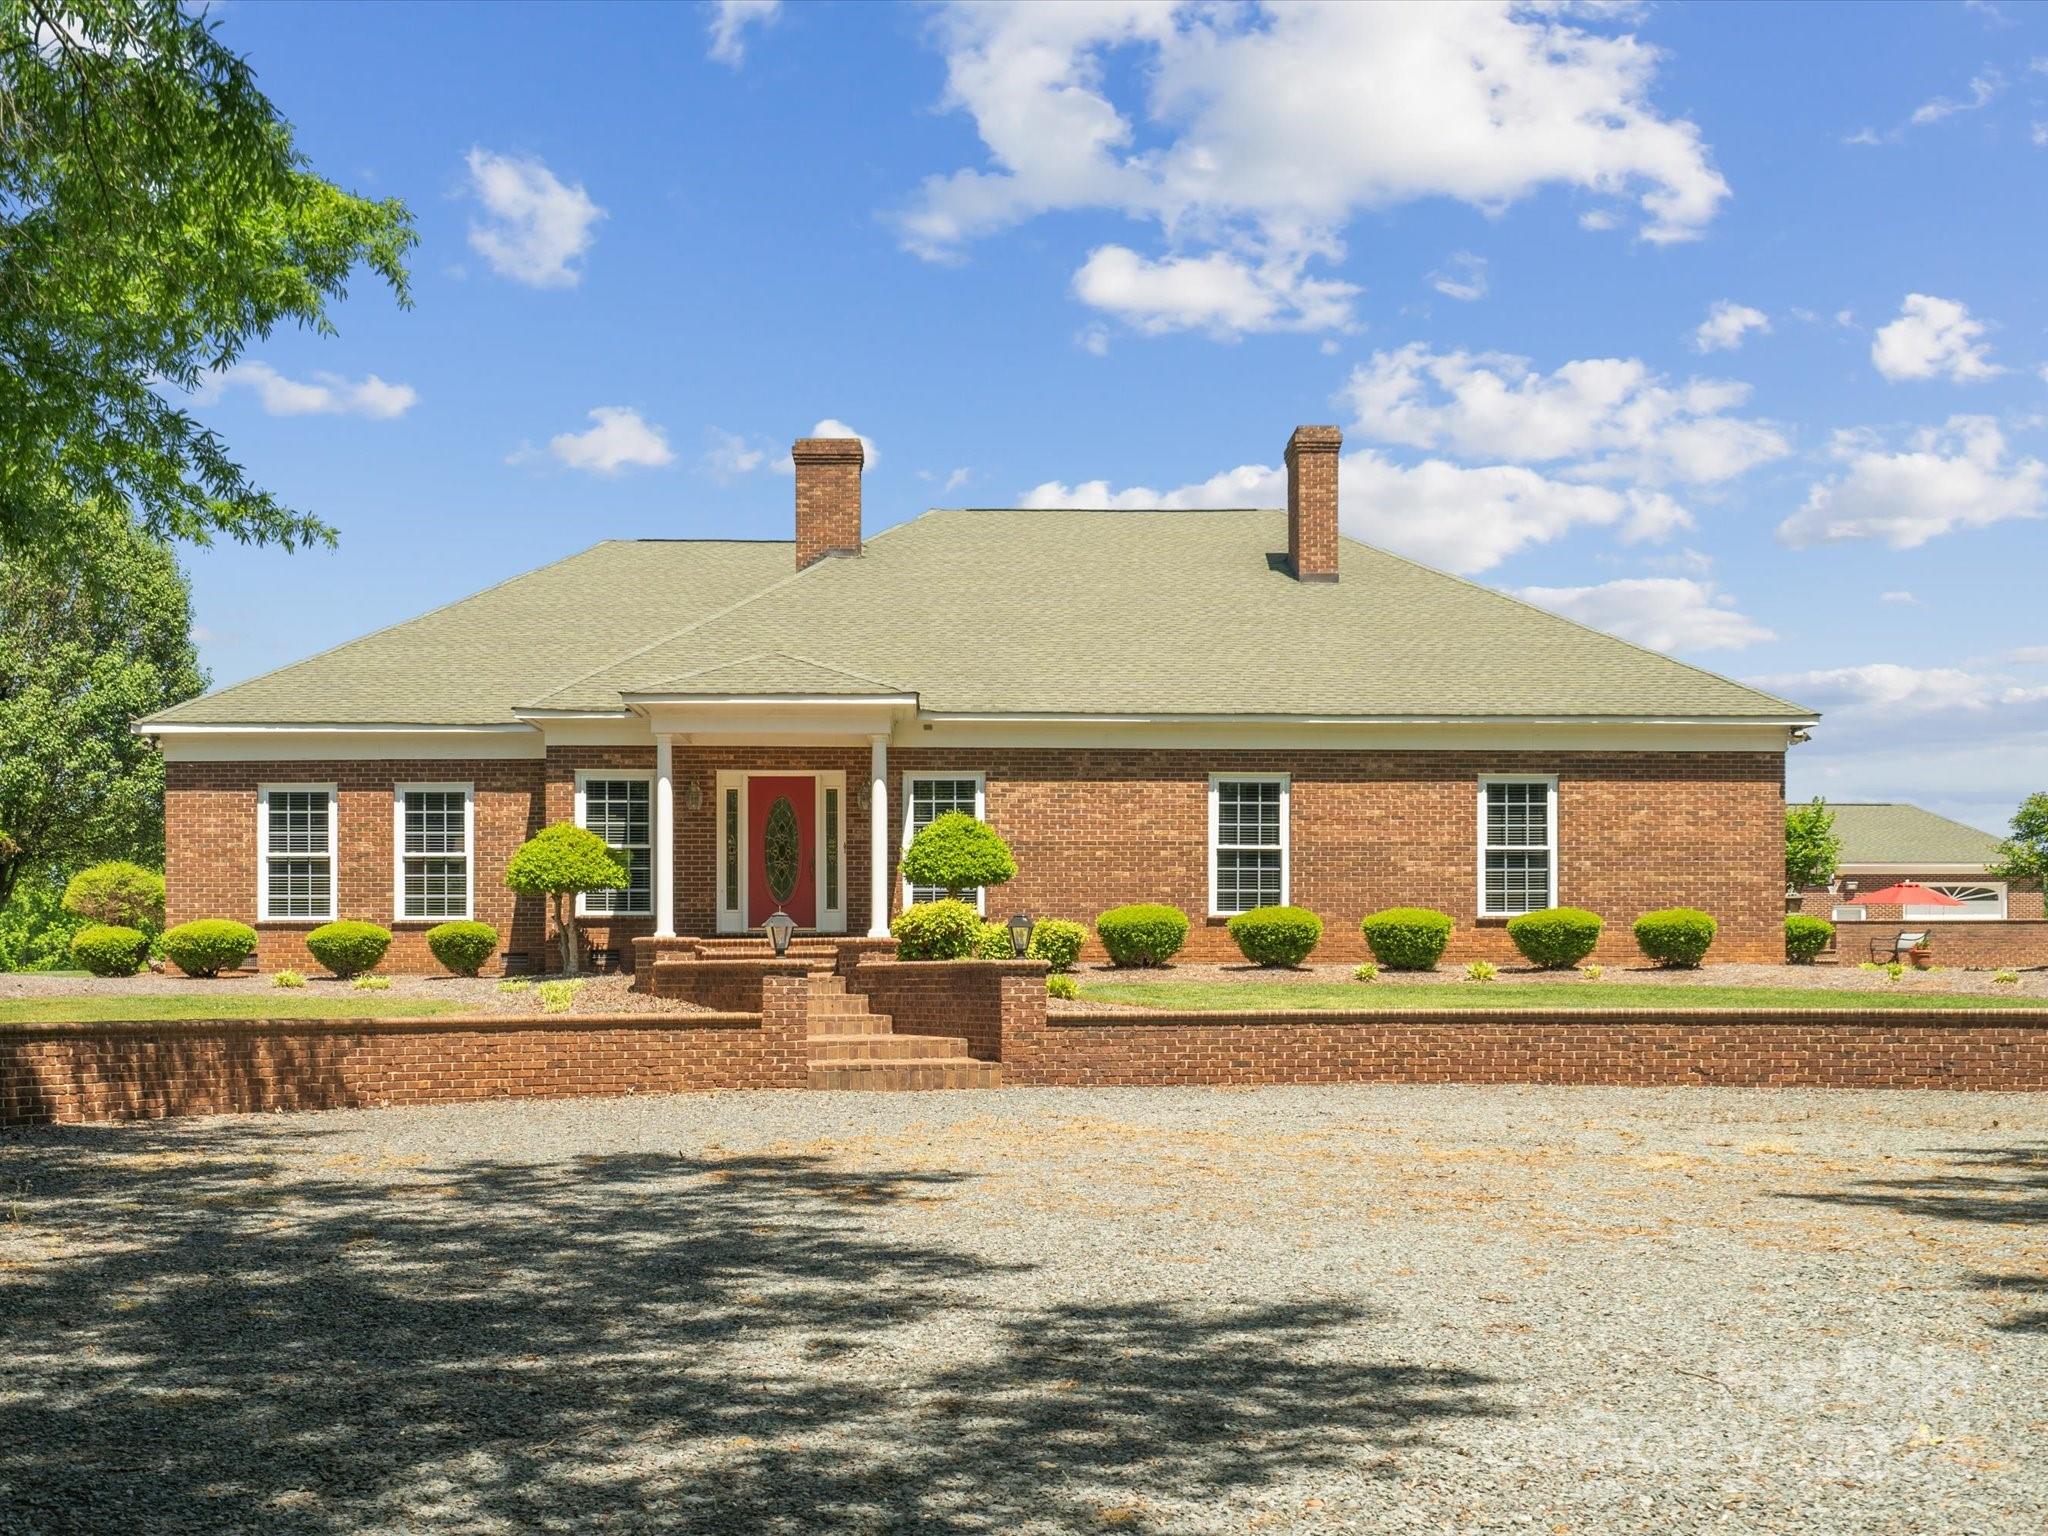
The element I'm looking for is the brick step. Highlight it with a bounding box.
[807,1031,973,1062]
[807,1010,893,1037]
[808,1058,1005,1091]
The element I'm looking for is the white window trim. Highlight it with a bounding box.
[257,782,338,923]
[574,769,655,919]
[1207,772,1290,918]
[1831,905,1868,922]
[1477,774,1559,918]
[392,781,475,923]
[1908,882,2008,921]
[901,771,988,913]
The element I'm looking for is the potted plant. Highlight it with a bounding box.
[1908,942,1933,970]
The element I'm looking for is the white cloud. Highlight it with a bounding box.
[707,0,779,67]
[702,427,767,481]
[1879,590,1920,605]
[549,407,674,474]
[1909,68,2003,126]
[772,418,879,474]
[1578,209,1619,231]
[1019,450,1690,575]
[900,2,1727,337]
[1342,344,1788,484]
[1517,577,1773,652]
[1071,246,1357,336]
[1692,300,1770,353]
[1076,323,1111,357]
[1429,252,1488,303]
[1778,416,2045,549]
[464,148,605,288]
[1870,293,2002,382]
[1750,662,2048,717]
[203,361,417,419]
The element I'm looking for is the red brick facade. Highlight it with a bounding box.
[166,744,1786,973]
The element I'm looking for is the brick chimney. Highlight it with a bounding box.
[1285,425,1342,582]
[792,436,864,569]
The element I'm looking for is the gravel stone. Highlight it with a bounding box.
[2,1084,2043,1533]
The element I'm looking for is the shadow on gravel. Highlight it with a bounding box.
[1963,1272,2048,1333]
[0,1117,1504,1535]
[1785,1142,2048,1227]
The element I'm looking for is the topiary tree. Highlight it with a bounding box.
[505,823,628,975]
[61,861,165,931]
[901,812,1017,902]
[1785,798,1841,890]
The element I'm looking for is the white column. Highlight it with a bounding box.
[868,732,890,937]
[654,732,676,938]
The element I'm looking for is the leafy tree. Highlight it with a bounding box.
[1988,793,2048,886]
[0,867,80,971]
[61,860,165,929]
[1785,797,1841,889]
[504,823,628,976]
[901,812,1017,901]
[0,500,205,909]
[0,0,415,557]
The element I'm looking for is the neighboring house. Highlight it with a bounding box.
[1795,802,2040,922]
[141,426,1816,972]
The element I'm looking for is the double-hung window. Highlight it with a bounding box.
[902,773,985,908]
[260,784,337,921]
[395,784,473,920]
[577,773,652,917]
[1209,774,1288,915]
[1479,776,1557,917]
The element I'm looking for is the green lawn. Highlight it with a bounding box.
[0,994,464,1025]
[1071,980,2048,1012]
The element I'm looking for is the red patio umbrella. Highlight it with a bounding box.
[1855,882,1963,906]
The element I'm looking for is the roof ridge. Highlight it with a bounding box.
[519,517,924,710]
[1334,531,1817,721]
[146,540,629,726]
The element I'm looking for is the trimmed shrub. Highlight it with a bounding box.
[901,813,1018,901]
[1095,904,1190,967]
[1028,918,1087,974]
[504,822,628,975]
[973,921,1014,959]
[1784,914,1835,964]
[1359,907,1453,971]
[1225,905,1323,967]
[891,899,984,961]
[1505,906,1604,969]
[61,862,165,930]
[427,920,499,977]
[69,924,147,977]
[1633,907,1718,968]
[161,919,256,977]
[272,969,306,989]
[305,920,392,979]
[1046,974,1078,1001]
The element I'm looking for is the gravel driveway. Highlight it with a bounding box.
[2,1086,2042,1534]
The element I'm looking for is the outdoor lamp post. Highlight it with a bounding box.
[762,910,796,957]
[1007,911,1035,958]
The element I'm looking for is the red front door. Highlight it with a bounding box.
[746,775,816,927]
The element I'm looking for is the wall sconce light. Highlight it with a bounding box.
[685,781,702,812]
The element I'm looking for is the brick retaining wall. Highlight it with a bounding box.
[1828,920,2048,970]
[0,978,810,1127]
[1004,1006,2048,1091]
[845,959,1048,1061]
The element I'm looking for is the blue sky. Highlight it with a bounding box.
[187,1,2048,830]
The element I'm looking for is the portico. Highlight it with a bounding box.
[633,693,917,941]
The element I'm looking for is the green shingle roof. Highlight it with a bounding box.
[1808,803,2003,867]
[151,510,1813,727]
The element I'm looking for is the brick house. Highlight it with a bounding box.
[142,426,1817,973]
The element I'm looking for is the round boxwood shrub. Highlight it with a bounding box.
[1028,918,1087,973]
[426,920,499,977]
[161,919,257,978]
[305,920,392,979]
[973,920,1014,959]
[1505,906,1604,969]
[1225,905,1323,967]
[70,924,148,977]
[1634,907,1718,968]
[1784,914,1835,964]
[61,862,166,930]
[1359,907,1454,971]
[891,899,984,961]
[1095,904,1190,967]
